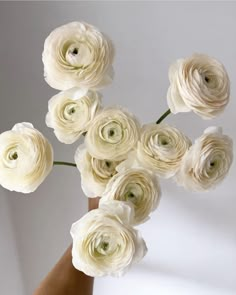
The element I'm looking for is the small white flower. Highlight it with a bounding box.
[137,123,191,178]
[46,88,102,144]
[167,54,230,119]
[70,200,147,277]
[85,107,140,161]
[0,123,53,193]
[42,21,114,91]
[175,127,233,191]
[74,144,121,197]
[101,167,161,224]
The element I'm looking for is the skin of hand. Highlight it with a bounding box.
[33,197,100,295]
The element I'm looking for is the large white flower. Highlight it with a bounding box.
[46,88,102,144]
[175,127,233,191]
[167,54,230,119]
[70,200,147,277]
[74,144,121,197]
[42,22,114,91]
[0,123,53,193]
[85,107,140,161]
[100,167,161,225]
[137,124,191,178]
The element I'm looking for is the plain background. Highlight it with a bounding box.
[0,2,235,295]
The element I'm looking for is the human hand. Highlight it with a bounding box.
[88,197,100,211]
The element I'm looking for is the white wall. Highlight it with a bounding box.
[0,189,24,295]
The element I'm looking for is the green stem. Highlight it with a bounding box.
[53,161,77,168]
[156,109,171,124]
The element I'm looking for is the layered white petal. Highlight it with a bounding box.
[42,22,115,90]
[74,144,122,197]
[46,88,102,144]
[70,201,147,277]
[137,123,191,178]
[85,107,140,161]
[175,127,233,191]
[0,123,53,193]
[101,168,161,225]
[167,54,230,119]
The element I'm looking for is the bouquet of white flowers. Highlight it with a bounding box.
[0,21,233,277]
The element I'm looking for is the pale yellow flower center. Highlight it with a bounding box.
[124,183,144,204]
[62,100,89,126]
[200,71,217,88]
[64,103,78,119]
[3,146,20,169]
[157,134,170,146]
[100,121,123,144]
[206,157,220,175]
[66,43,93,68]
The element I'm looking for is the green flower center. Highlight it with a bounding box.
[207,157,220,175]
[63,103,80,120]
[94,235,115,256]
[100,121,123,144]
[8,150,18,161]
[158,135,170,146]
[124,183,144,204]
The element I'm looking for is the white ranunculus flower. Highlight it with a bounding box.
[42,22,114,91]
[167,54,230,119]
[0,123,53,193]
[100,167,161,225]
[85,107,140,161]
[46,88,102,144]
[175,127,233,191]
[70,200,147,277]
[137,124,191,178]
[74,144,122,197]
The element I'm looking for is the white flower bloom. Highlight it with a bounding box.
[74,144,121,197]
[70,200,147,277]
[100,167,161,225]
[167,54,230,119]
[46,88,102,144]
[0,123,53,193]
[175,127,233,191]
[137,124,191,178]
[42,21,114,91]
[85,107,140,161]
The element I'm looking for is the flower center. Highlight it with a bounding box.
[72,48,78,55]
[64,103,79,120]
[95,235,114,256]
[91,158,118,179]
[105,161,111,168]
[109,130,115,136]
[124,183,144,204]
[202,72,217,88]
[101,242,109,251]
[207,157,220,175]
[158,135,170,146]
[8,150,18,161]
[66,43,93,68]
[70,107,76,114]
[100,121,123,144]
